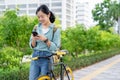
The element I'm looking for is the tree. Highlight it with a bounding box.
[108,1,120,34]
[0,10,38,52]
[92,0,114,30]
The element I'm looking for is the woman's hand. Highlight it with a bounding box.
[32,34,47,41]
[32,34,51,47]
[32,35,40,41]
[37,35,47,41]
[31,35,40,48]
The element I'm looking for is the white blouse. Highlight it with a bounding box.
[42,28,49,34]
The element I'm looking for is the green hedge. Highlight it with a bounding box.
[0,47,23,69]
[66,48,120,70]
[0,48,120,80]
[0,64,29,80]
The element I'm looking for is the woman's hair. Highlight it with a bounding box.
[36,4,55,23]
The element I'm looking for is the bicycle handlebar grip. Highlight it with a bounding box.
[56,51,66,56]
[32,57,39,60]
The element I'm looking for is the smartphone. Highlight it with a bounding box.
[32,31,38,36]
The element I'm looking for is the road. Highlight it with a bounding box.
[73,54,120,80]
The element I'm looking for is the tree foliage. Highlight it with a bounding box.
[108,1,120,33]
[0,9,61,70]
[108,1,120,21]
[92,0,120,31]
[62,25,120,57]
[0,47,23,69]
[0,10,38,53]
[0,9,120,71]
[61,24,86,57]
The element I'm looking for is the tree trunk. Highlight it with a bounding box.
[113,20,117,33]
[118,17,120,34]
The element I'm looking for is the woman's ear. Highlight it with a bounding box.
[48,12,50,18]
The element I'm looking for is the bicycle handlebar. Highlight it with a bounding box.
[32,50,68,60]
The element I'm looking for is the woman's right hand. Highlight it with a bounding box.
[31,35,40,47]
[32,35,40,41]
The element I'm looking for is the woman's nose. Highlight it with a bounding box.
[38,18,42,22]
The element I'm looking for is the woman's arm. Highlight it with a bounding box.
[48,28,61,51]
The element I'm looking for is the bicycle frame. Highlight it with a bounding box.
[32,50,74,80]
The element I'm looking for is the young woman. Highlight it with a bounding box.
[29,4,60,80]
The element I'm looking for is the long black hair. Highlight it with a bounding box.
[36,4,55,23]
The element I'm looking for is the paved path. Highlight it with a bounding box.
[73,54,120,80]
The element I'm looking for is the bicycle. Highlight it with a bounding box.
[31,50,74,80]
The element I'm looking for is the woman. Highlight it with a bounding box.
[29,4,60,80]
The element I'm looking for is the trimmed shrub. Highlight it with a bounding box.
[0,47,23,69]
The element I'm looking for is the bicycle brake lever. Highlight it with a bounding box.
[61,50,69,54]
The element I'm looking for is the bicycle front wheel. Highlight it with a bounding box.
[63,66,74,80]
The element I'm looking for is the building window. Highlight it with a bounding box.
[29,4,37,8]
[66,21,70,27]
[39,0,48,1]
[7,5,16,9]
[67,0,71,3]
[66,3,71,9]
[0,11,3,15]
[29,9,36,14]
[52,0,58,1]
[66,9,70,14]
[52,2,61,6]
[18,4,26,8]
[39,3,49,7]
[66,15,71,20]
[51,8,61,13]
[44,3,49,7]
[0,0,5,4]
[19,10,26,14]
[57,15,61,18]
[0,5,5,9]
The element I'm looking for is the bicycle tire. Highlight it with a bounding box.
[63,66,74,80]
[37,75,56,80]
[37,75,50,80]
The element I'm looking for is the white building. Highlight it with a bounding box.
[76,2,92,29]
[0,0,75,30]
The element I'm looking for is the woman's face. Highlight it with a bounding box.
[37,11,50,25]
